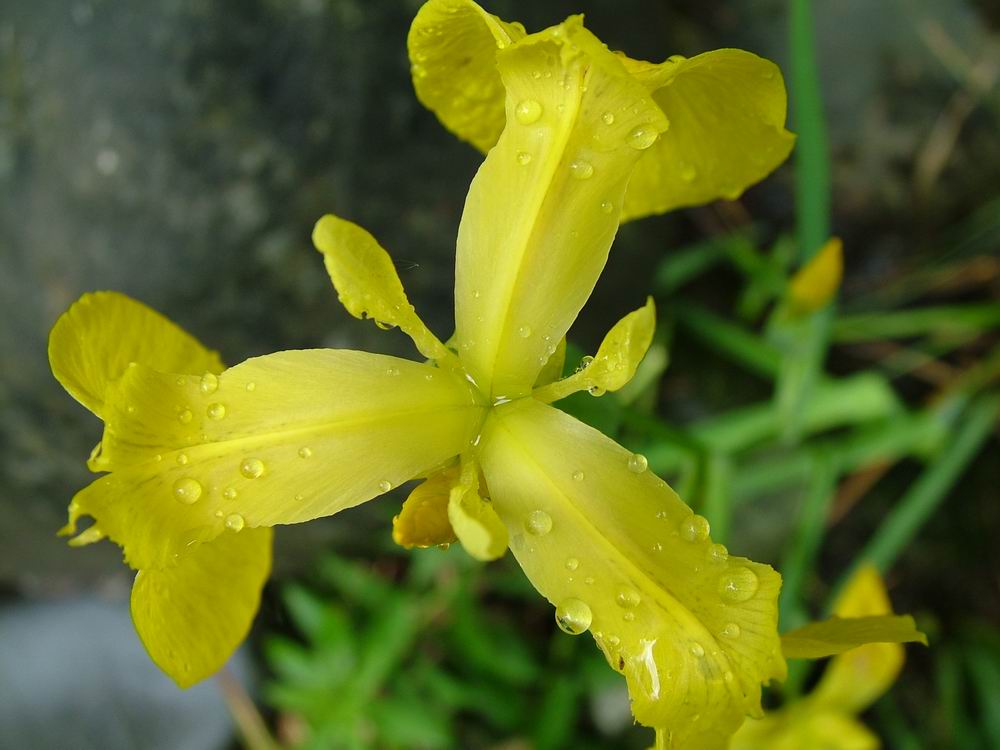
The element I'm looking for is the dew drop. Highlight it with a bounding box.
[584,576,595,585]
[199,372,219,394]
[627,452,648,473]
[721,622,741,638]
[623,611,636,622]
[652,542,663,552]
[565,557,580,571]
[298,447,313,459]
[724,670,736,684]
[627,125,658,150]
[616,587,641,608]
[514,99,542,125]
[655,510,668,520]
[214,510,224,518]
[176,453,189,466]
[601,111,615,125]
[240,458,265,479]
[555,598,592,635]
[175,376,186,387]
[680,514,711,543]
[206,402,226,420]
[472,289,481,299]
[178,409,193,425]
[294,493,304,502]
[525,509,553,536]
[719,567,760,603]
[378,479,392,493]
[223,487,238,501]
[575,355,594,372]
[708,543,729,563]
[245,381,257,392]
[569,159,594,179]
[516,150,532,166]
[600,199,614,213]
[386,367,400,377]
[588,385,606,397]
[518,325,532,338]
[690,643,705,657]
[172,477,203,505]
[224,513,245,532]
[572,470,585,482]
[154,454,163,462]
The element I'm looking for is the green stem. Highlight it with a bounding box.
[829,393,1000,610]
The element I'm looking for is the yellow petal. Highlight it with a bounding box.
[448,454,508,561]
[533,337,567,388]
[730,709,878,750]
[408,0,525,152]
[479,399,785,746]
[313,215,452,362]
[67,350,484,570]
[534,297,655,403]
[454,17,669,399]
[809,566,906,713]
[392,467,458,549]
[131,527,272,688]
[49,291,223,418]
[788,237,844,315]
[620,50,795,221]
[780,614,927,659]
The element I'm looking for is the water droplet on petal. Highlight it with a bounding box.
[172,477,202,505]
[721,622,741,638]
[224,513,245,532]
[178,409,193,425]
[572,470,585,482]
[690,643,705,657]
[223,487,238,500]
[616,587,641,608]
[176,453,189,466]
[680,514,711,542]
[565,557,580,571]
[386,367,400,376]
[708,543,729,563]
[245,381,257,392]
[623,611,636,622]
[569,160,594,179]
[588,385,606,397]
[627,453,648,473]
[525,509,552,536]
[298,447,313,459]
[627,125,658,150]
[555,598,592,635]
[516,150,532,166]
[601,111,615,125]
[719,567,760,603]
[199,372,219,394]
[240,458,265,479]
[378,479,392,493]
[515,99,542,125]
[206,402,226,420]
[518,325,532,338]
[600,199,614,213]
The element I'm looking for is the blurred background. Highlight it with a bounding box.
[1,0,999,748]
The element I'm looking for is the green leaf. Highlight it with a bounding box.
[781,614,928,659]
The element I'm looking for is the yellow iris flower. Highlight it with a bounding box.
[729,566,913,750]
[49,2,810,746]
